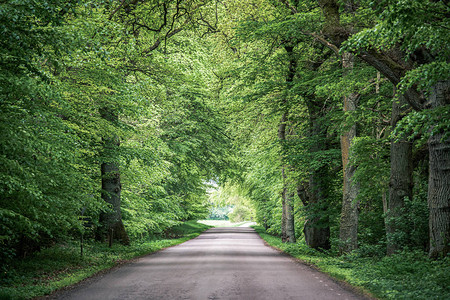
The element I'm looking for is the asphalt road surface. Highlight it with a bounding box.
[53,227,370,300]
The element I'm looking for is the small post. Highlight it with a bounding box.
[108,228,114,247]
[80,231,84,257]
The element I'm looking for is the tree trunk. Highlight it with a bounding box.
[279,113,295,243]
[305,165,331,250]
[304,219,331,250]
[279,112,288,242]
[304,100,331,250]
[428,80,450,259]
[279,45,297,243]
[286,191,296,243]
[339,52,360,254]
[386,94,413,255]
[97,107,130,246]
[100,161,129,246]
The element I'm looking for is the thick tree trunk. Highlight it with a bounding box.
[339,52,360,254]
[279,112,288,242]
[279,112,295,243]
[97,107,130,246]
[304,219,331,250]
[298,175,331,249]
[100,161,130,246]
[386,95,413,255]
[305,166,331,250]
[279,45,297,243]
[286,191,296,243]
[281,199,287,241]
[304,102,331,250]
[428,80,450,259]
[304,169,331,250]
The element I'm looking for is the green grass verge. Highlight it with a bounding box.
[253,226,450,300]
[0,221,211,300]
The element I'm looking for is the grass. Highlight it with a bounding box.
[253,226,450,300]
[0,221,211,300]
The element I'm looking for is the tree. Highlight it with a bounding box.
[342,0,450,258]
[279,45,297,243]
[0,0,104,257]
[386,94,413,255]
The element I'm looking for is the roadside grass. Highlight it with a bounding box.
[0,221,211,300]
[253,226,450,300]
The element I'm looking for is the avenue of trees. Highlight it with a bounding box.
[1,0,449,265]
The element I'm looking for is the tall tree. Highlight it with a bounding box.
[279,45,297,243]
[98,106,130,245]
[316,0,361,252]
[386,94,413,255]
[342,0,450,258]
[338,52,360,253]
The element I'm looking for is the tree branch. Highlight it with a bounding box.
[109,0,127,20]
[279,0,298,14]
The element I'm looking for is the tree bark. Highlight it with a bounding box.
[286,191,296,243]
[279,112,295,243]
[279,112,288,242]
[386,95,413,255]
[304,98,331,250]
[358,50,424,111]
[305,150,331,250]
[427,80,450,258]
[100,161,130,246]
[97,107,130,246]
[304,166,331,250]
[279,45,297,243]
[339,52,360,254]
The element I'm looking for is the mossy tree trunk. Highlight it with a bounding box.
[386,94,413,255]
[339,52,360,254]
[427,80,450,258]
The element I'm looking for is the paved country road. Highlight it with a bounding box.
[51,227,372,300]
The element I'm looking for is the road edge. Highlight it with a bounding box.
[252,228,378,300]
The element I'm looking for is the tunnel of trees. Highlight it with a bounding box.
[1,0,449,267]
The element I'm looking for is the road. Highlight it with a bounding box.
[54,227,370,300]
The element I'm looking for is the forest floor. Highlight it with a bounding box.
[0,221,212,300]
[254,226,450,300]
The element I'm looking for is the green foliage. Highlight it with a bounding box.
[384,196,429,252]
[208,206,232,220]
[207,182,255,222]
[228,206,254,223]
[0,0,231,261]
[1,0,449,298]
[351,136,390,204]
[393,106,450,145]
[343,0,450,92]
[0,0,105,261]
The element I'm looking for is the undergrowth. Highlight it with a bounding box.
[0,221,211,300]
[253,226,450,300]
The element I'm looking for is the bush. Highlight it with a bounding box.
[228,206,253,223]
